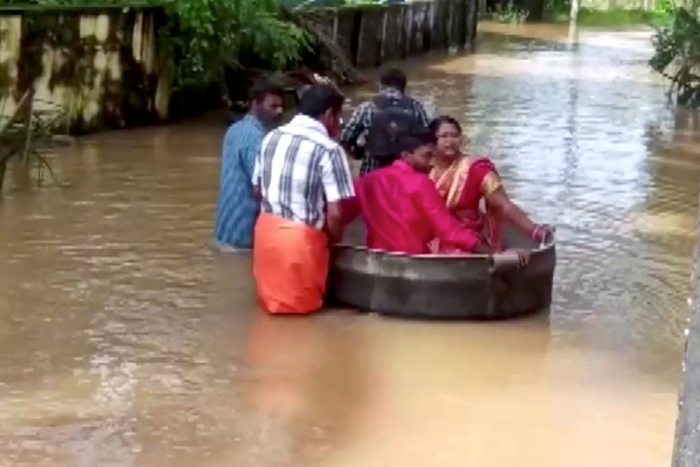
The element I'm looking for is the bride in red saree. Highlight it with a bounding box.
[428,116,553,253]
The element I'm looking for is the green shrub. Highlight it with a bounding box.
[650,0,700,106]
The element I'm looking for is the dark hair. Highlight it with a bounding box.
[297,84,345,119]
[399,126,437,153]
[429,115,463,135]
[380,68,407,92]
[251,79,285,103]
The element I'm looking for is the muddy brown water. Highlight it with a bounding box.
[0,22,695,466]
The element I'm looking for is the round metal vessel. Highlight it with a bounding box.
[327,220,556,320]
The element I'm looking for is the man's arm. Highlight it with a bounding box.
[414,100,431,127]
[416,178,492,254]
[242,139,261,186]
[339,180,363,225]
[251,134,270,201]
[320,146,356,243]
[251,158,262,201]
[485,186,539,237]
[339,102,371,153]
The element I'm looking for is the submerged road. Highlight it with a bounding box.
[0,22,694,467]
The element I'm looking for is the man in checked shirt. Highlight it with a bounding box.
[340,68,430,176]
[252,84,355,315]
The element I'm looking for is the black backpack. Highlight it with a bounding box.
[365,95,419,161]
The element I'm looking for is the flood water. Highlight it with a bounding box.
[0,22,696,466]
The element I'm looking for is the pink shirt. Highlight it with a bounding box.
[342,160,480,254]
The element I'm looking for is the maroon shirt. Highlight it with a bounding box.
[342,160,480,254]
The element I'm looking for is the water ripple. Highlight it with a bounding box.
[0,23,691,466]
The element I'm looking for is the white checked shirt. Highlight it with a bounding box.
[252,114,355,229]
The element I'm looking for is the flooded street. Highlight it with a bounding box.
[0,22,695,466]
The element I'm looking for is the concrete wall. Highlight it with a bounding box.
[305,0,477,68]
[0,5,173,133]
[0,0,477,133]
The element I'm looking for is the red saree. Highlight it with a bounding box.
[429,156,504,252]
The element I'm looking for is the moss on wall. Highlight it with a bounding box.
[0,0,476,134]
[1,6,171,133]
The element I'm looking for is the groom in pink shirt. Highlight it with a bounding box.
[342,129,504,256]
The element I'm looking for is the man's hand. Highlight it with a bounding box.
[509,248,530,268]
[492,248,530,271]
[343,145,363,161]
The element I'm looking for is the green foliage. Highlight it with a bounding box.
[166,0,310,86]
[542,0,669,25]
[485,3,529,23]
[0,0,140,4]
[650,0,700,106]
[543,0,570,16]
[279,0,379,7]
[656,0,674,15]
[571,8,667,25]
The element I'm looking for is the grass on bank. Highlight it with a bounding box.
[545,7,669,27]
[485,3,670,27]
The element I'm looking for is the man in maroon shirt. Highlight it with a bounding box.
[341,128,529,265]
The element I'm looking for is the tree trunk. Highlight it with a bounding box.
[569,0,580,26]
[0,159,7,193]
[671,196,700,467]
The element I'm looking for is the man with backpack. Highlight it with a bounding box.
[340,68,430,176]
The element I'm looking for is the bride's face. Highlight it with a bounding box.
[435,122,462,158]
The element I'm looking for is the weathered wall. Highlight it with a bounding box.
[0,5,173,133]
[306,0,477,68]
[0,0,477,134]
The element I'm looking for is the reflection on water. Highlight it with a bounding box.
[0,22,692,466]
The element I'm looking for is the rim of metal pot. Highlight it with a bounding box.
[333,236,556,261]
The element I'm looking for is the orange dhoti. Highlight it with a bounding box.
[253,212,329,315]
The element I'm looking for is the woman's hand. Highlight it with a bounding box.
[531,224,555,244]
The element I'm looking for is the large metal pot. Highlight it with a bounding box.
[327,220,556,320]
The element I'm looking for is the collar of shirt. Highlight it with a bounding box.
[389,159,435,181]
[243,113,265,132]
[378,86,405,99]
[289,114,329,137]
[391,159,414,173]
